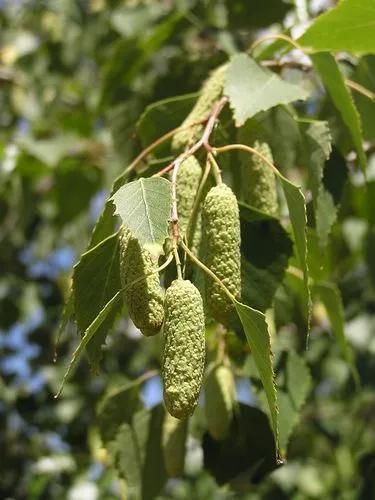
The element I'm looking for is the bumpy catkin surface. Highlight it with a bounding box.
[119,226,164,336]
[171,65,227,152]
[163,279,205,419]
[241,141,279,216]
[175,155,202,237]
[205,364,236,440]
[202,184,241,324]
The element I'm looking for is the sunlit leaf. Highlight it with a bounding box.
[225,53,308,126]
[111,177,172,250]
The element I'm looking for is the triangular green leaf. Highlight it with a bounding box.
[234,300,278,448]
[111,177,172,250]
[299,0,375,55]
[225,53,308,126]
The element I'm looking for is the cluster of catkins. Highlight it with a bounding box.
[118,66,278,475]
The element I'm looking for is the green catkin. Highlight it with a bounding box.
[163,156,202,284]
[119,226,164,336]
[162,412,188,477]
[163,279,205,419]
[171,65,227,152]
[205,363,236,440]
[241,141,279,216]
[202,184,241,324]
[175,155,202,238]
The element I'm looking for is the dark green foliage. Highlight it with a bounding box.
[1,1,374,499]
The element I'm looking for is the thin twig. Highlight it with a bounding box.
[123,118,208,177]
[250,33,306,55]
[180,240,235,303]
[346,78,375,101]
[207,152,222,184]
[262,59,312,72]
[154,97,228,179]
[173,240,183,279]
[186,157,211,248]
[213,144,283,179]
[201,96,229,150]
[162,96,229,266]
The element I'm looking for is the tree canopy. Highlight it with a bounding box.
[1,1,375,498]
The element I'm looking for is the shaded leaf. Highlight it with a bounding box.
[313,282,359,385]
[108,423,141,498]
[240,203,293,312]
[56,291,122,397]
[137,93,198,153]
[225,0,291,28]
[299,119,334,248]
[108,405,168,500]
[311,52,366,174]
[280,176,311,333]
[237,107,301,172]
[203,403,278,485]
[225,53,308,126]
[111,177,171,250]
[352,55,375,142]
[277,391,298,454]
[278,352,312,453]
[73,233,122,369]
[234,300,278,445]
[134,406,168,500]
[287,351,312,409]
[97,381,142,443]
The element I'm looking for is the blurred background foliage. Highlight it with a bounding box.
[1,0,375,499]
